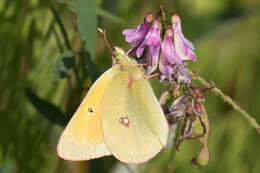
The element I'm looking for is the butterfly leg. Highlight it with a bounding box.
[136,63,147,66]
[145,73,159,79]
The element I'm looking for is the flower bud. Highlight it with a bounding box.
[145,12,154,23]
[191,88,199,96]
[172,84,180,98]
[196,93,205,103]
[192,100,203,116]
[168,96,188,119]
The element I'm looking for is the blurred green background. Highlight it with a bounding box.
[1,0,260,172]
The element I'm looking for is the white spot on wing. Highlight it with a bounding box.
[119,116,130,127]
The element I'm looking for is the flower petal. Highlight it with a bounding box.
[172,14,197,61]
[170,95,188,111]
[159,53,172,79]
[177,23,195,51]
[122,24,141,36]
[123,14,154,57]
[122,25,142,43]
[174,24,189,55]
[144,19,162,47]
[168,95,189,118]
[174,30,197,61]
[146,46,160,74]
[161,28,182,65]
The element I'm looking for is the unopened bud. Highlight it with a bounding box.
[191,88,200,96]
[196,93,205,103]
[193,102,202,116]
[171,13,181,26]
[144,13,154,23]
[173,84,180,98]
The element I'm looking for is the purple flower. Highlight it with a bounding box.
[173,63,191,86]
[122,13,153,56]
[161,28,182,64]
[143,19,162,47]
[142,19,162,74]
[122,12,197,84]
[159,28,181,79]
[146,46,160,74]
[159,53,172,80]
[168,96,189,117]
[171,14,197,61]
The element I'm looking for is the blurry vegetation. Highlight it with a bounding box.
[1,0,260,172]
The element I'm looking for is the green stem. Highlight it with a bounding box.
[188,69,260,134]
[162,124,181,173]
[170,124,181,161]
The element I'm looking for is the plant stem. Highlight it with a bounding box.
[170,124,181,161]
[162,124,181,173]
[122,163,134,173]
[188,69,260,134]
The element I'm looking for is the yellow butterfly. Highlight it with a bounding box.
[57,47,169,163]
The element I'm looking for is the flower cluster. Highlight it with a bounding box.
[169,88,204,120]
[122,12,196,86]
[122,9,212,167]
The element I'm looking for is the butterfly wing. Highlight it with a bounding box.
[57,66,120,160]
[101,70,169,163]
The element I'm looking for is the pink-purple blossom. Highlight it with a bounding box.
[143,19,162,74]
[159,28,183,79]
[122,13,153,56]
[161,28,182,65]
[171,14,197,61]
[122,12,197,85]
[169,95,188,117]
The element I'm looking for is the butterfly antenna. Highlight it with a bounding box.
[98,28,115,55]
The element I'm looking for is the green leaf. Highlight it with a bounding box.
[53,50,75,80]
[56,0,97,60]
[84,51,101,82]
[56,0,76,11]
[49,5,71,49]
[97,8,124,24]
[75,0,97,60]
[25,88,68,126]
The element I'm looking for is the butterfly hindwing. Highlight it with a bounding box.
[101,70,169,163]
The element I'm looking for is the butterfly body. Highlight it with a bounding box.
[57,47,169,163]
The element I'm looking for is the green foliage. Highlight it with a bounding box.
[84,51,101,82]
[25,88,67,126]
[57,0,97,59]
[53,50,75,80]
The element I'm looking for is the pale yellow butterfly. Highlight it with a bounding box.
[57,47,169,163]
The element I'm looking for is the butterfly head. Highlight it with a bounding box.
[113,47,136,66]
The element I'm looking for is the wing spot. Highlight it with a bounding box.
[127,75,136,89]
[88,107,94,113]
[119,116,130,128]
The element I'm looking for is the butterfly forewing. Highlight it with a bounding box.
[57,66,120,160]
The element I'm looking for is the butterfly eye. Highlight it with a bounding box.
[88,107,94,113]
